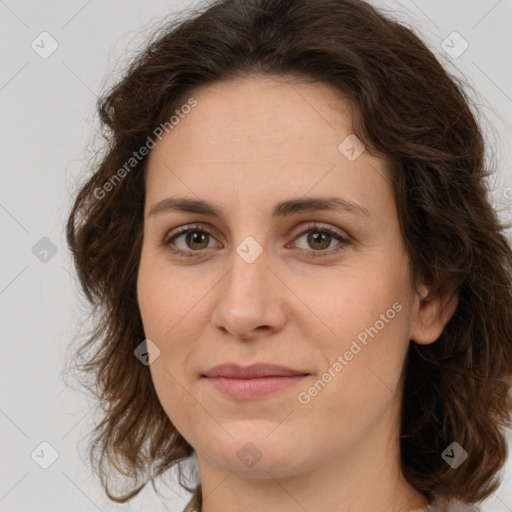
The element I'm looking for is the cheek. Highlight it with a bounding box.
[137,250,164,330]
[294,256,409,342]
[293,305,410,444]
[137,249,204,412]
[137,261,198,438]
[137,248,189,338]
[293,259,412,400]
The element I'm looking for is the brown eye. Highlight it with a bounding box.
[183,231,210,250]
[291,223,352,259]
[163,225,221,257]
[307,231,332,251]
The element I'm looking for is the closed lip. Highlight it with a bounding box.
[202,363,309,379]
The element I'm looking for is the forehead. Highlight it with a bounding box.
[164,74,356,152]
[144,75,392,216]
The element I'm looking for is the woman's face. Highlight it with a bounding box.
[137,75,438,482]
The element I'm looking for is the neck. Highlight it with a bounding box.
[194,396,429,512]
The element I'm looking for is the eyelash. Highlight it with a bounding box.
[162,222,352,259]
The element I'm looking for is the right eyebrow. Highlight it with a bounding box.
[148,197,224,219]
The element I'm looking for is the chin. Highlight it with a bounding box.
[204,435,309,478]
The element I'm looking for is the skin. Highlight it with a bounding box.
[136,74,458,512]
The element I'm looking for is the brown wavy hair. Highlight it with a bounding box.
[65,0,512,505]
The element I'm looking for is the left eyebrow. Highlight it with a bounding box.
[148,195,371,219]
[272,196,370,218]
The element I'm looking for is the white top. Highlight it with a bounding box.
[411,497,480,512]
[183,487,480,512]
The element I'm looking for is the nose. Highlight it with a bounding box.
[210,244,288,341]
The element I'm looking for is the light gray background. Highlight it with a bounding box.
[1,0,511,510]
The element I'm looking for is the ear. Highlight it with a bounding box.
[410,283,459,345]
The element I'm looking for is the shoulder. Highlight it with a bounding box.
[182,484,202,512]
[415,497,480,512]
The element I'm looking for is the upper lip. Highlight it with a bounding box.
[202,363,309,379]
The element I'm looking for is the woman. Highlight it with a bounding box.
[66,0,512,510]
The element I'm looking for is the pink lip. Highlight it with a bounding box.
[204,375,308,400]
[203,362,309,378]
[202,363,310,400]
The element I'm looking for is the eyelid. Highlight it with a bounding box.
[290,221,352,243]
[164,222,213,240]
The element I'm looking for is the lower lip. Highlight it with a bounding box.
[203,375,308,400]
